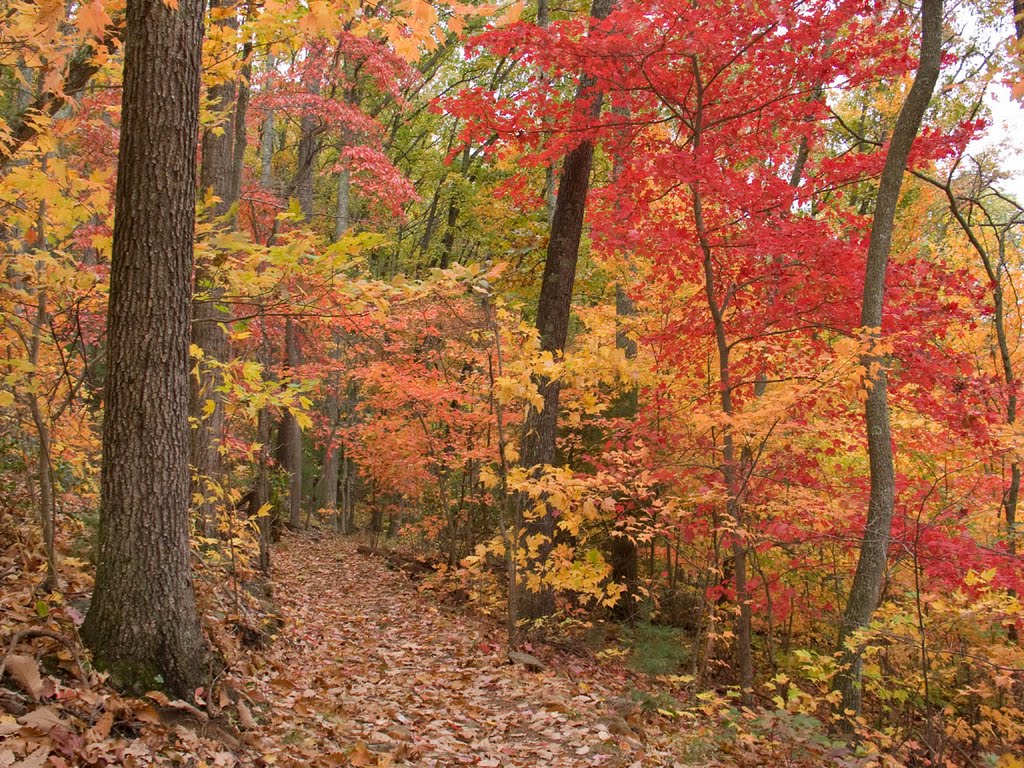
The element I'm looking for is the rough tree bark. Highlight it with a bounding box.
[834,0,943,720]
[518,0,616,621]
[81,0,209,696]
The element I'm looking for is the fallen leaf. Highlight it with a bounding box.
[237,699,257,729]
[17,706,66,733]
[10,747,49,768]
[86,710,114,741]
[348,742,375,767]
[4,656,45,699]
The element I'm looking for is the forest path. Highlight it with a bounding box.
[251,534,679,768]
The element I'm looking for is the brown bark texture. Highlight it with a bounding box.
[81,0,209,697]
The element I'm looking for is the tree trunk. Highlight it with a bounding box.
[316,373,341,514]
[296,115,317,218]
[610,267,639,619]
[81,0,209,697]
[261,111,275,188]
[692,172,754,704]
[278,317,303,528]
[834,0,943,721]
[255,405,272,572]
[518,0,615,621]
[27,230,57,591]
[334,166,351,241]
[191,0,242,537]
[232,44,251,204]
[318,162,351,512]
[260,54,276,190]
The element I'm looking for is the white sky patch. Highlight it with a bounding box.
[966,86,1024,200]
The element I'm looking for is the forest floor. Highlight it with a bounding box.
[2,528,719,768]
[248,534,696,767]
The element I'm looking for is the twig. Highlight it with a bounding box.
[0,627,89,685]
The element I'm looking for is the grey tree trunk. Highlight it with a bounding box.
[296,115,317,217]
[27,285,57,591]
[315,372,341,514]
[81,0,209,696]
[260,55,277,190]
[834,0,943,720]
[261,111,275,188]
[279,317,304,529]
[277,113,319,526]
[334,166,350,242]
[610,284,639,622]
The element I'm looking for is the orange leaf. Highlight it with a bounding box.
[76,0,111,39]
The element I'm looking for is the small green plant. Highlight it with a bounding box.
[623,621,690,676]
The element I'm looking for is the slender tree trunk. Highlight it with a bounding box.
[27,198,57,591]
[261,111,275,188]
[334,166,351,241]
[692,178,755,705]
[296,115,317,218]
[834,0,943,721]
[260,54,277,190]
[276,113,319,527]
[191,0,244,536]
[316,370,341,514]
[518,0,615,621]
[29,397,57,592]
[278,318,304,528]
[232,43,251,204]
[81,0,209,696]
[255,405,272,572]
[317,159,351,512]
[610,127,639,621]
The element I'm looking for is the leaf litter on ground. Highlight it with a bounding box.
[2,527,709,767]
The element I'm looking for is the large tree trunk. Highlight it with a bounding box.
[834,0,943,720]
[81,0,209,697]
[518,0,615,621]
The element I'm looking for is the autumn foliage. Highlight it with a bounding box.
[1,0,1023,765]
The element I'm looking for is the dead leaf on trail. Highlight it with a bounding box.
[85,710,113,741]
[9,747,49,768]
[133,703,161,725]
[4,656,47,700]
[348,741,376,766]
[17,705,66,733]
[237,699,257,729]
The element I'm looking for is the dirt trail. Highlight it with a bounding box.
[249,535,679,768]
